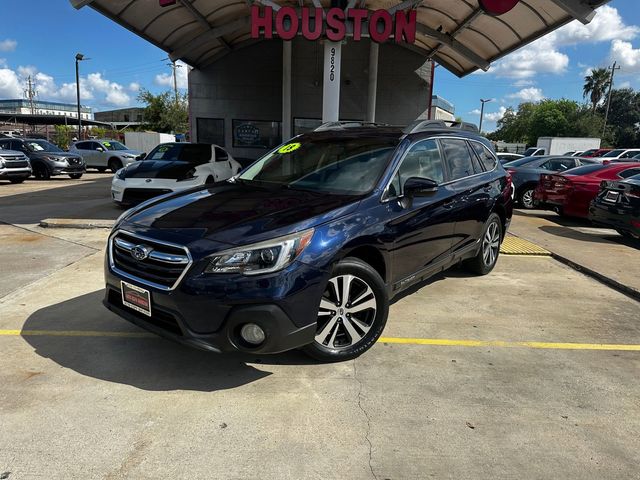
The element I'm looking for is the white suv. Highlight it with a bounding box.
[70,139,144,172]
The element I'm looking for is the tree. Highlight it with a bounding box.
[54,125,73,149]
[583,68,611,113]
[137,89,188,134]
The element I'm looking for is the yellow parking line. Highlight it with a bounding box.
[378,337,640,351]
[1,329,639,351]
[0,329,154,338]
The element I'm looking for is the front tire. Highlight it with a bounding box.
[465,213,502,275]
[33,163,50,180]
[108,158,122,173]
[10,178,26,184]
[69,173,83,179]
[303,257,389,362]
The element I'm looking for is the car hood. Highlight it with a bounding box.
[119,149,143,156]
[121,160,197,179]
[124,183,361,248]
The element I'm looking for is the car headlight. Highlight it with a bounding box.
[115,168,126,180]
[204,229,314,275]
[177,168,198,182]
[122,154,136,159]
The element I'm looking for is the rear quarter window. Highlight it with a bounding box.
[470,142,497,171]
[441,139,478,180]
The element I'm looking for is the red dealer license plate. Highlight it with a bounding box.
[121,281,152,317]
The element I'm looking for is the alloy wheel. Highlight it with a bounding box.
[521,189,535,209]
[315,274,377,350]
[482,221,501,267]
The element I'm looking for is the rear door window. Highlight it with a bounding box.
[470,142,497,171]
[441,139,478,180]
[215,147,229,162]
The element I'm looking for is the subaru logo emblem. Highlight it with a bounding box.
[145,178,152,183]
[131,245,152,261]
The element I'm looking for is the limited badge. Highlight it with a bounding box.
[278,142,302,154]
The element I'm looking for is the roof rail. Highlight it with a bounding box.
[313,121,390,132]
[403,120,480,135]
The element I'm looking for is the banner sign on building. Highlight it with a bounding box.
[251,6,417,44]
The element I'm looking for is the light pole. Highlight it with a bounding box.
[479,98,494,132]
[75,53,87,140]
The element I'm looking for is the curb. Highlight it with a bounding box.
[39,218,114,230]
[549,252,640,303]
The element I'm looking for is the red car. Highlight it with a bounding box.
[535,162,640,218]
[582,148,612,158]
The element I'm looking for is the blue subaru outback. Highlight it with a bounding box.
[104,121,513,361]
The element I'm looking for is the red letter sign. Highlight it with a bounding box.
[326,8,346,42]
[302,8,323,41]
[251,5,273,39]
[369,10,393,43]
[347,9,369,41]
[394,10,416,44]
[276,6,299,40]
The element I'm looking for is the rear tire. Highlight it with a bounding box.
[69,173,83,179]
[303,257,389,362]
[9,178,26,184]
[108,158,122,173]
[465,213,502,276]
[519,187,537,209]
[206,176,215,185]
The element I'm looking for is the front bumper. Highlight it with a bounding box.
[103,256,326,354]
[111,177,202,205]
[0,167,31,179]
[51,165,86,176]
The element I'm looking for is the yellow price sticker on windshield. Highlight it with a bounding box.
[103,142,111,147]
[278,142,301,154]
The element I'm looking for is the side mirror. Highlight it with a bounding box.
[404,177,439,197]
[139,153,147,160]
[96,147,104,152]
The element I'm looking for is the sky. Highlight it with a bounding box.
[0,0,638,130]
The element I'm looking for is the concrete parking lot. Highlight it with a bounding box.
[1,177,639,479]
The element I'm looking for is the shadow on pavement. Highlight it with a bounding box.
[0,175,121,224]
[21,290,317,392]
[391,265,477,305]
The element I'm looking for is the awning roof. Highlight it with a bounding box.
[0,113,111,127]
[71,0,611,77]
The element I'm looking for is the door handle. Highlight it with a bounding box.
[443,198,455,208]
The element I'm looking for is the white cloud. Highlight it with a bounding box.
[485,6,638,79]
[154,61,188,89]
[610,40,640,74]
[0,68,22,98]
[0,39,17,52]
[507,87,545,102]
[469,108,482,115]
[0,62,132,107]
[485,106,507,122]
[129,82,141,92]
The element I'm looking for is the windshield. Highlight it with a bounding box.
[238,137,400,195]
[602,149,625,158]
[147,144,212,162]
[503,157,540,168]
[101,141,128,151]
[26,140,63,153]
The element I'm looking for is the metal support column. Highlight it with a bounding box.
[366,42,379,123]
[322,40,342,122]
[282,40,292,140]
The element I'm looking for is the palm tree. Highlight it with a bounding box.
[583,68,611,113]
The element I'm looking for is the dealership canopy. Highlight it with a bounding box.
[71,0,610,77]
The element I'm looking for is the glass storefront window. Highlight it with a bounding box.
[197,118,225,146]
[232,120,281,149]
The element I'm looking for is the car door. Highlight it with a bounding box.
[74,142,94,166]
[93,142,110,167]
[440,138,492,254]
[212,146,234,181]
[384,138,457,286]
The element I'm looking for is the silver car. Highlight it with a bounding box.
[70,139,144,173]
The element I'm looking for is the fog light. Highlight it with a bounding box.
[240,323,266,345]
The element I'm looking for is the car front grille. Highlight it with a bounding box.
[66,157,83,165]
[122,188,172,205]
[109,230,192,291]
[1,155,29,168]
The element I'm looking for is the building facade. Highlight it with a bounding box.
[94,107,145,128]
[190,38,432,159]
[430,95,455,122]
[0,99,93,120]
